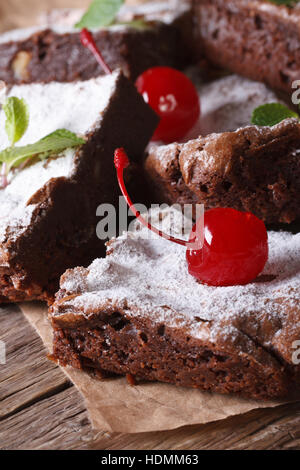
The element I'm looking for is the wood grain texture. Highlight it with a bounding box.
[0,305,68,420]
[0,305,300,450]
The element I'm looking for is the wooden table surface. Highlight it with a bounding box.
[1,304,300,450]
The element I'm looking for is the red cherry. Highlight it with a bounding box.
[114,149,268,287]
[135,67,200,143]
[187,208,268,286]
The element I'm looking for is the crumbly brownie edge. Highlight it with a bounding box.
[0,75,159,303]
[0,22,188,86]
[193,0,300,93]
[51,307,292,401]
[144,143,199,207]
[0,268,49,303]
[144,120,300,224]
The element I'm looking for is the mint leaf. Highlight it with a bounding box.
[251,103,299,127]
[3,97,29,145]
[75,0,124,29]
[0,129,85,174]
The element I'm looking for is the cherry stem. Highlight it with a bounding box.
[114,148,188,247]
[80,28,112,75]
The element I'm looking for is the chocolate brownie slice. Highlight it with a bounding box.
[145,119,300,225]
[193,0,300,93]
[0,0,192,85]
[50,207,300,400]
[0,71,158,303]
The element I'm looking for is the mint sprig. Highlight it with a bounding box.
[75,0,125,29]
[0,129,85,174]
[0,97,85,187]
[251,103,299,127]
[3,97,29,146]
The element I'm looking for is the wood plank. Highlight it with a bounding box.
[1,387,300,450]
[0,387,91,450]
[0,306,69,419]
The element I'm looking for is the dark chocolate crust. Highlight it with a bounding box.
[0,74,158,304]
[51,305,293,401]
[0,22,188,85]
[193,0,300,93]
[144,119,300,225]
[144,143,199,207]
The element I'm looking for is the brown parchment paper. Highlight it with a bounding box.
[20,302,289,434]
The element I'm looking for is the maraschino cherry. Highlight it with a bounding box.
[114,148,269,287]
[135,67,200,143]
[186,207,268,286]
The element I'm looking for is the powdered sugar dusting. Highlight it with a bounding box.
[56,207,300,360]
[258,0,300,24]
[0,72,120,242]
[0,149,75,242]
[0,72,119,149]
[117,0,190,24]
[184,74,281,140]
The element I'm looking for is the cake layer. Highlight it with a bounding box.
[145,119,300,225]
[194,0,300,93]
[50,208,300,400]
[0,1,192,85]
[0,71,158,303]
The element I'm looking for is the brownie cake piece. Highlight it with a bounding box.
[145,118,300,225]
[0,0,192,85]
[50,207,300,400]
[194,0,300,93]
[142,72,282,211]
[0,71,158,303]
